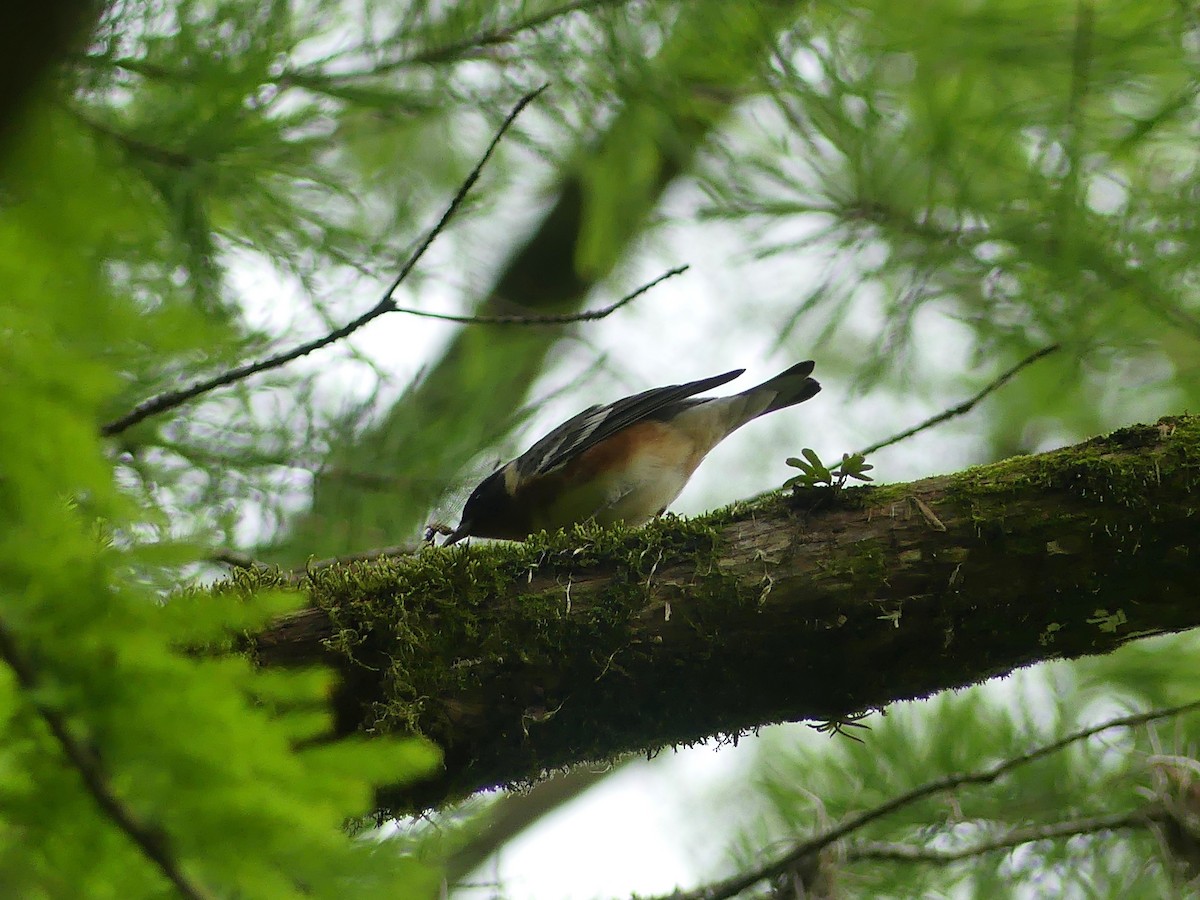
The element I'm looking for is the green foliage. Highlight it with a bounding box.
[783,449,875,489]
[701,0,1200,433]
[730,652,1200,898]
[0,94,439,900]
[5,0,1200,893]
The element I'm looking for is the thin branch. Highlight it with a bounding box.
[101,85,547,438]
[857,344,1060,457]
[371,85,548,310]
[0,618,212,900]
[85,1,625,89]
[846,806,1165,865]
[667,698,1200,900]
[342,0,623,74]
[391,265,688,324]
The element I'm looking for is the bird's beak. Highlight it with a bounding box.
[443,521,471,545]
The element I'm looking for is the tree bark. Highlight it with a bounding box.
[248,416,1200,814]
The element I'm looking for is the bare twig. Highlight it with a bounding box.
[0,618,212,900]
[392,265,688,325]
[101,85,547,438]
[857,344,1060,458]
[665,698,1200,900]
[847,806,1165,864]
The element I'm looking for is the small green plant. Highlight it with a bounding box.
[784,449,875,490]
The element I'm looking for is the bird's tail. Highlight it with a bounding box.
[744,360,821,416]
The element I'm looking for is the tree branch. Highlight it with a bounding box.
[374,0,626,71]
[845,807,1165,865]
[0,618,211,900]
[240,415,1200,814]
[676,703,1200,900]
[101,85,547,438]
[391,264,688,325]
[858,344,1060,457]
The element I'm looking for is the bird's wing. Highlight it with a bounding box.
[514,369,745,478]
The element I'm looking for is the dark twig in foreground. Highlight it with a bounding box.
[101,85,546,438]
[392,264,688,325]
[664,698,1200,900]
[0,618,211,900]
[847,807,1164,864]
[857,344,1060,457]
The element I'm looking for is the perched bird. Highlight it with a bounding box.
[443,361,820,544]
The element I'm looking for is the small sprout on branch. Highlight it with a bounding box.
[784,450,874,491]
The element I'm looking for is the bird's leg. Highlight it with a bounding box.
[423,521,455,544]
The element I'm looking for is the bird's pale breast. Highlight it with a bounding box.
[525,412,735,531]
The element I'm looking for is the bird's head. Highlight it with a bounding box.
[443,467,515,544]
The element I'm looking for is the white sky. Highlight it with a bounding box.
[459,744,758,899]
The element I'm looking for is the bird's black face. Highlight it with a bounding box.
[445,469,513,544]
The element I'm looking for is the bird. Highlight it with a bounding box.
[442,361,820,544]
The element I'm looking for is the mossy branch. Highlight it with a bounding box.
[239,416,1200,814]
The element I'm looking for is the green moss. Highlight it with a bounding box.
[267,512,744,753]
[845,480,911,508]
[946,417,1200,507]
[812,537,890,584]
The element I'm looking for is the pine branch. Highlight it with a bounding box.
[101,85,547,438]
[378,0,626,70]
[675,705,1200,900]
[0,618,211,900]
